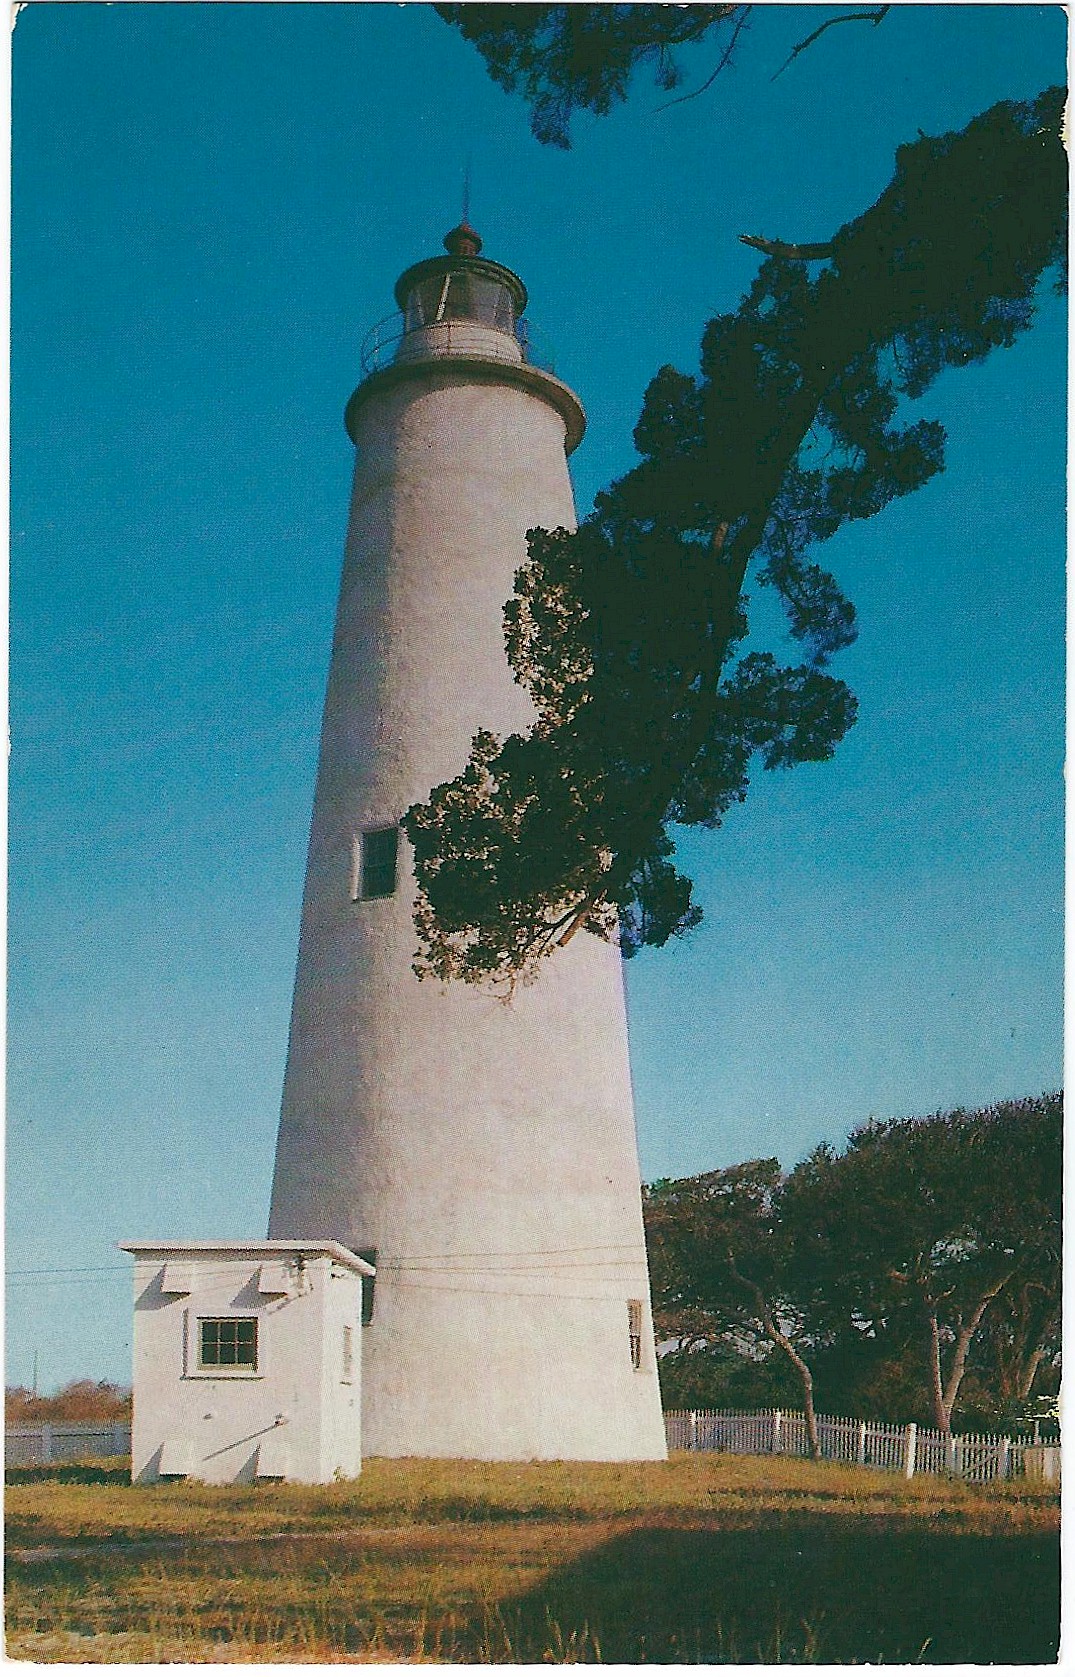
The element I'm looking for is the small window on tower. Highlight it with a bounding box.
[627,1300,643,1371]
[342,1323,354,1384]
[357,1248,377,1326]
[358,827,398,900]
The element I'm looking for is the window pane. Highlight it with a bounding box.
[406,277,444,327]
[469,276,514,329]
[442,272,470,319]
[404,272,515,332]
[199,1317,258,1371]
[361,827,398,899]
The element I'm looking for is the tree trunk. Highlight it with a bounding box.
[941,1276,1011,1424]
[781,1337,821,1461]
[726,1256,821,1461]
[927,1311,950,1431]
[990,1279,1057,1405]
[1018,1345,1046,1402]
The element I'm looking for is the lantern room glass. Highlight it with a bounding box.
[403,271,516,335]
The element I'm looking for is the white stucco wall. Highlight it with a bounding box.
[269,316,667,1461]
[121,1241,368,1484]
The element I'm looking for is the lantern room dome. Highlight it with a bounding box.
[443,220,482,257]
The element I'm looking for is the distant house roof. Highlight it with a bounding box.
[118,1239,375,1276]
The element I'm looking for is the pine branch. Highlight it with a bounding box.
[739,234,835,261]
[771,5,891,83]
[656,6,752,112]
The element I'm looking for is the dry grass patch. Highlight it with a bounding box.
[6,1454,1059,1662]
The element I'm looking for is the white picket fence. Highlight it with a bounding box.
[6,1421,132,1467]
[5,1411,1058,1484]
[665,1408,1060,1484]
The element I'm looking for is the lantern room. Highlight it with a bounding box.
[395,220,526,335]
[359,222,554,377]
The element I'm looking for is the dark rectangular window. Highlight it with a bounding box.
[361,827,398,899]
[199,1317,257,1370]
[357,1247,377,1325]
[627,1300,643,1371]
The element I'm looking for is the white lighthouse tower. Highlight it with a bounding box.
[268,222,667,1461]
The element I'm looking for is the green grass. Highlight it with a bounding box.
[6,1454,1059,1662]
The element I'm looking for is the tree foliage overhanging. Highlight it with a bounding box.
[434,4,743,147]
[403,87,1066,989]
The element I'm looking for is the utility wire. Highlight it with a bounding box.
[386,1277,641,1303]
[10,1241,650,1281]
[384,1241,644,1263]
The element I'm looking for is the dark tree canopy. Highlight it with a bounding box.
[646,1158,789,1348]
[434,4,742,147]
[646,1157,825,1453]
[783,1093,1062,1428]
[404,88,1066,990]
[435,5,905,144]
[646,1094,1061,1429]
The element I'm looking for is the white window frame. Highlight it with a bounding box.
[184,1310,264,1379]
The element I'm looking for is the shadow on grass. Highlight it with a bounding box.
[490,1516,1060,1664]
[6,1462,130,1487]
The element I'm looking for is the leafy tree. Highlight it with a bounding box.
[655,1339,797,1413]
[405,89,1066,989]
[434,5,743,148]
[975,1273,1061,1418]
[962,1097,1063,1422]
[5,1379,132,1423]
[644,1160,824,1456]
[645,1095,1060,1431]
[783,1094,1062,1431]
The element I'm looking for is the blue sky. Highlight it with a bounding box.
[8,4,1065,1389]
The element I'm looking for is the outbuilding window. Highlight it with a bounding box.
[356,827,398,900]
[199,1317,258,1371]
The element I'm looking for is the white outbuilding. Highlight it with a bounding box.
[120,1240,374,1484]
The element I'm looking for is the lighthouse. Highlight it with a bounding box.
[268,222,667,1461]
